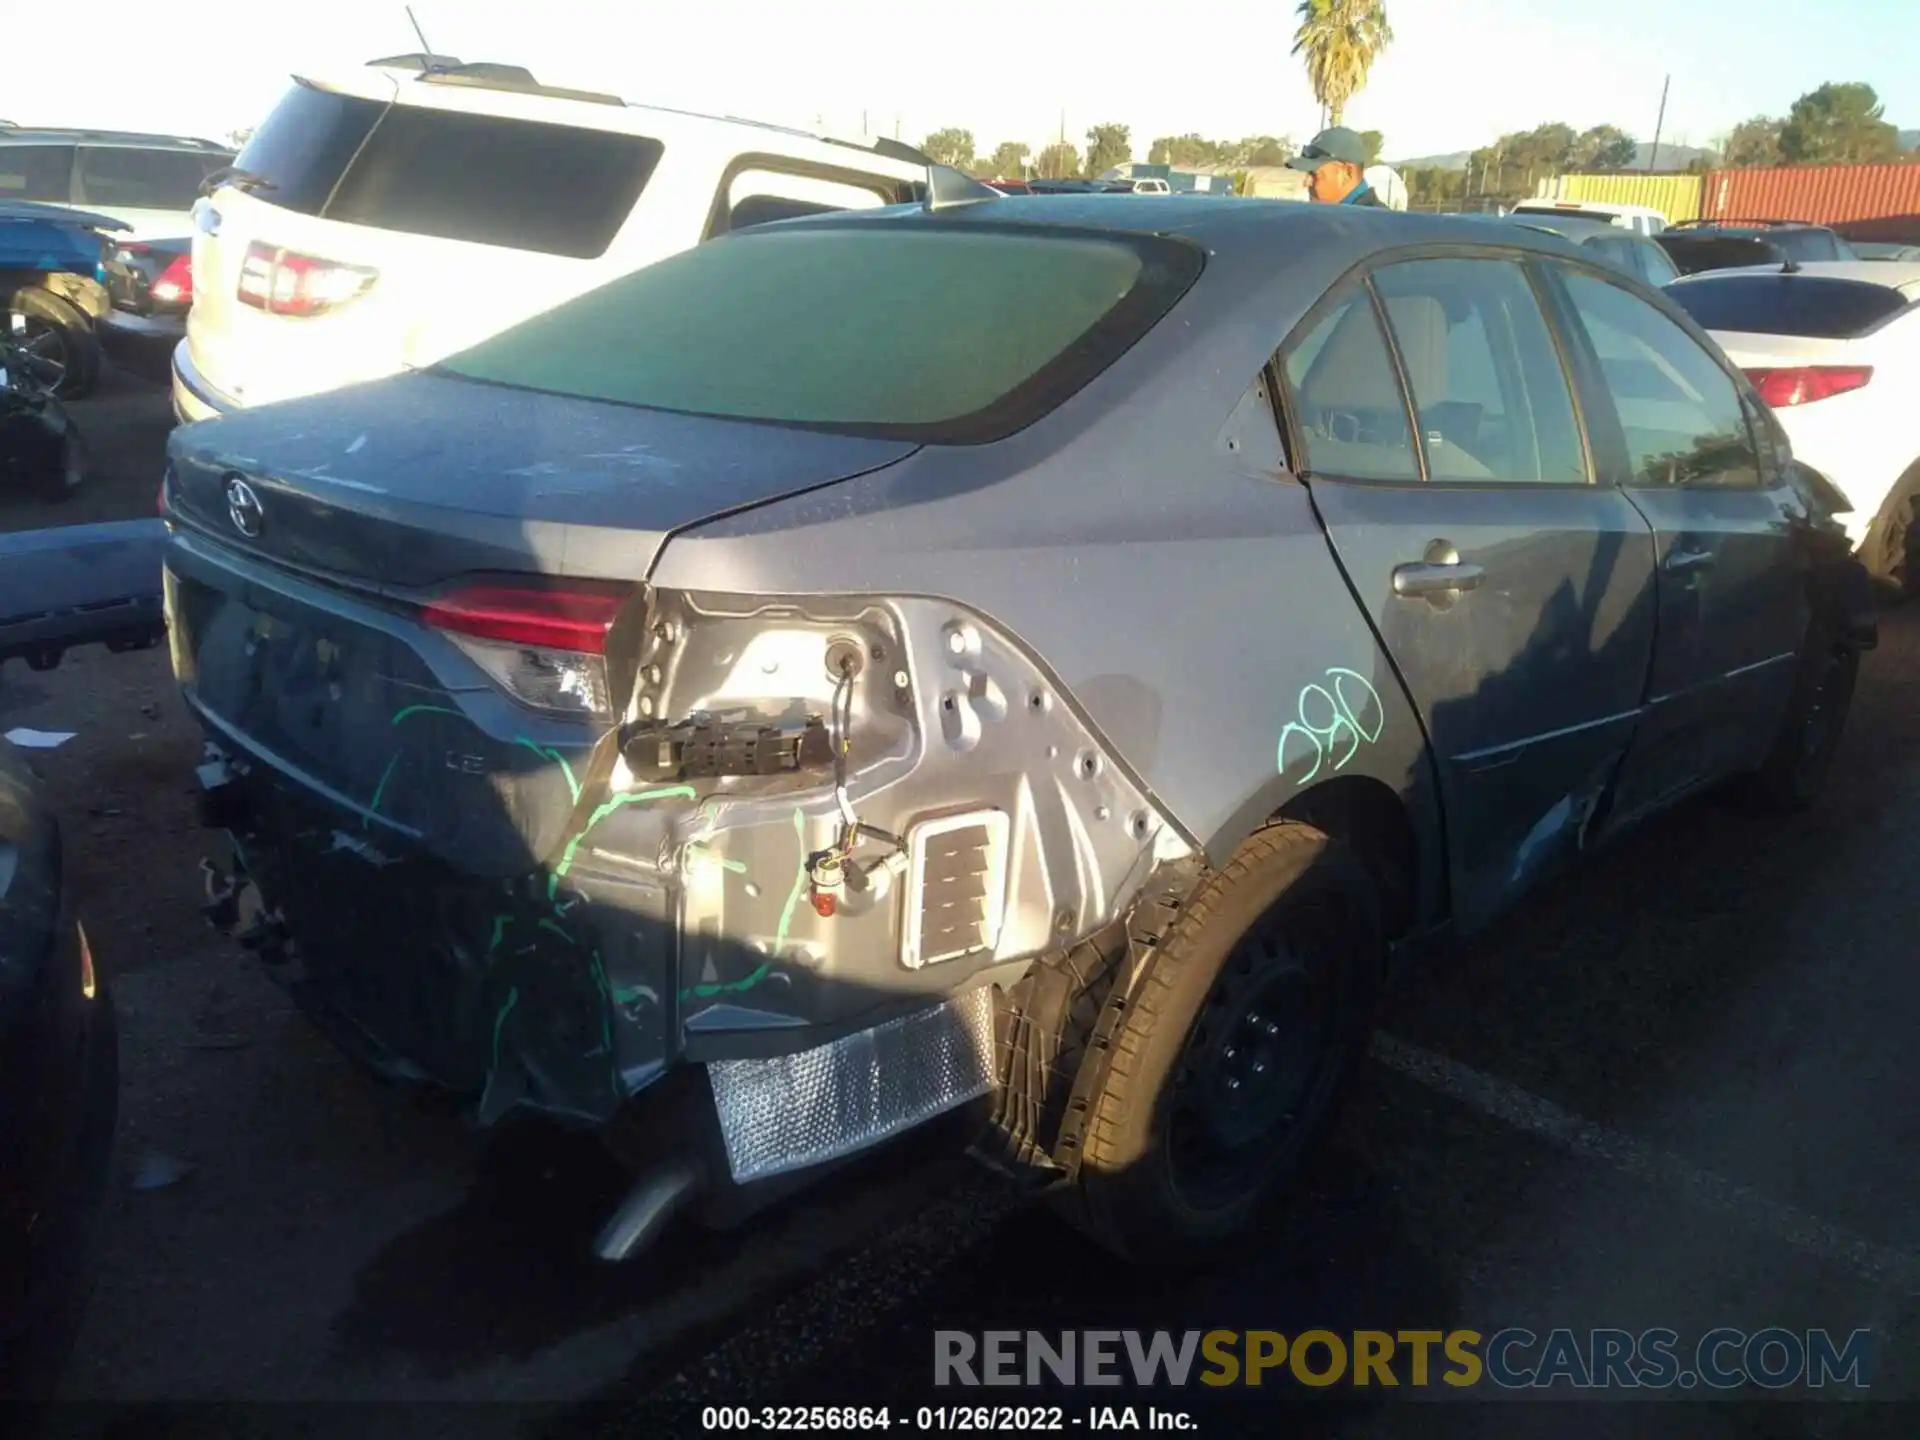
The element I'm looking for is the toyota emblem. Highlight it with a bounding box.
[225,476,264,538]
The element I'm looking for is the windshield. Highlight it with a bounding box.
[1667,275,1912,339]
[436,222,1204,443]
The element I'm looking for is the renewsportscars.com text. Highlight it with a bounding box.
[933,1328,1877,1391]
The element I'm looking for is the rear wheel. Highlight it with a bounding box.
[1062,822,1383,1262]
[6,288,102,401]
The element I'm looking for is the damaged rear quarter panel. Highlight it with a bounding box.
[645,235,1446,938]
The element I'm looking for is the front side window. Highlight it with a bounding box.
[1557,268,1760,489]
[438,223,1202,442]
[1282,285,1420,481]
[1372,257,1589,484]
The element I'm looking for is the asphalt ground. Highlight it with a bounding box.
[5,361,1919,1439]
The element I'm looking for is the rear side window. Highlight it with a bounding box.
[0,144,75,202]
[323,107,663,257]
[1666,276,1911,338]
[233,84,386,215]
[437,223,1203,443]
[76,147,233,211]
[1283,286,1420,481]
[1372,258,1588,485]
[233,83,663,258]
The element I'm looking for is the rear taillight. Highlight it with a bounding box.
[236,241,376,317]
[1743,365,1874,408]
[152,253,193,305]
[421,581,630,716]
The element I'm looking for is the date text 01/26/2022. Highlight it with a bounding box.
[701,1406,1198,1431]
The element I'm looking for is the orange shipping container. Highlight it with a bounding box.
[1702,164,1920,227]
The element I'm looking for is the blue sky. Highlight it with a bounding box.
[16,0,1918,161]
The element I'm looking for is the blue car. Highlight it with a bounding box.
[0,199,123,398]
[160,190,1875,1263]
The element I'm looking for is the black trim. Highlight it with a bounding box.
[1363,275,1432,484]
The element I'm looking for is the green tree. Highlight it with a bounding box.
[1359,129,1384,164]
[1292,0,1393,127]
[1034,141,1081,179]
[1243,137,1294,166]
[1085,123,1132,175]
[1573,123,1637,170]
[1781,82,1902,163]
[984,141,1030,179]
[1720,116,1784,168]
[922,127,976,170]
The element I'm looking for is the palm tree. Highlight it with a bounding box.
[1292,0,1394,129]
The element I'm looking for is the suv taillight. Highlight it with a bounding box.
[1743,365,1874,408]
[153,253,193,306]
[236,241,377,317]
[420,580,631,717]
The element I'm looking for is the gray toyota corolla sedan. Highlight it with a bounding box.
[158,186,1876,1264]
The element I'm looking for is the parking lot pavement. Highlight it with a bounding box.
[10,370,1920,1434]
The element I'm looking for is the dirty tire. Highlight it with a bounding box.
[6,287,102,400]
[1742,620,1858,813]
[1064,822,1383,1263]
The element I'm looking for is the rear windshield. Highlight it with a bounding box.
[233,81,663,258]
[1667,275,1912,338]
[436,223,1204,443]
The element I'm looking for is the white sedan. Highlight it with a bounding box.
[1666,261,1920,585]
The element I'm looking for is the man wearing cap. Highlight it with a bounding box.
[1288,126,1386,206]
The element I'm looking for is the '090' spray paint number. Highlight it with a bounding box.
[1278,667,1385,783]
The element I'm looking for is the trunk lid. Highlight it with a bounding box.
[166,370,921,589]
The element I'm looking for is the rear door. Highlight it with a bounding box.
[1282,253,1659,931]
[1543,264,1805,824]
[187,78,669,409]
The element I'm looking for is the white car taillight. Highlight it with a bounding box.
[420,581,629,718]
[236,241,377,317]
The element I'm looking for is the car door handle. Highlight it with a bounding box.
[1392,560,1486,598]
[1664,547,1716,575]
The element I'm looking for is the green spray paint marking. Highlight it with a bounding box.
[514,737,581,803]
[547,784,698,899]
[686,841,748,876]
[678,962,773,1001]
[486,914,511,956]
[537,917,575,945]
[364,751,402,829]
[487,986,519,1081]
[390,703,466,726]
[774,808,809,951]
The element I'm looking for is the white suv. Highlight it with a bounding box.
[173,57,929,423]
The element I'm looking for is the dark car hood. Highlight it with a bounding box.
[167,372,923,589]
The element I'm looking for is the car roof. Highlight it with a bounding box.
[296,66,928,179]
[1495,213,1644,243]
[798,192,1605,263]
[0,127,229,152]
[1668,260,1920,299]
